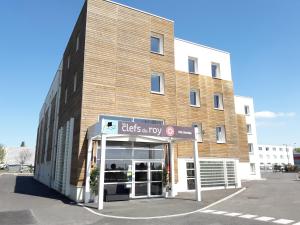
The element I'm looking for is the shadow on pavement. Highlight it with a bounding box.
[14,176,73,204]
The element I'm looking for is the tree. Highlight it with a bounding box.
[0,144,5,163]
[295,148,300,153]
[20,141,26,147]
[17,149,32,166]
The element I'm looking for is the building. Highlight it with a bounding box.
[4,147,35,166]
[34,0,251,203]
[234,96,261,180]
[257,145,294,170]
[293,152,300,168]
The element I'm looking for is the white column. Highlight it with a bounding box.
[169,141,176,197]
[98,134,107,210]
[193,127,201,201]
[84,138,93,203]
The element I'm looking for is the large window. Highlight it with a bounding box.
[214,93,224,110]
[216,126,226,143]
[211,63,220,78]
[188,57,198,74]
[151,72,164,94]
[151,33,164,54]
[190,89,200,107]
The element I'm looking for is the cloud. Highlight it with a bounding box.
[255,111,296,119]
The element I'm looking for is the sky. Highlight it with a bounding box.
[0,0,299,148]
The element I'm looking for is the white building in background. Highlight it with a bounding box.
[4,147,35,166]
[257,145,294,170]
[234,96,261,180]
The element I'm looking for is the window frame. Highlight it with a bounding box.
[64,88,68,104]
[76,34,80,52]
[151,72,165,95]
[211,62,221,78]
[150,32,164,55]
[73,72,77,92]
[67,55,71,70]
[192,123,203,142]
[216,125,226,144]
[190,89,200,107]
[188,57,198,74]
[244,105,250,115]
[246,124,252,134]
[248,143,254,153]
[213,93,224,110]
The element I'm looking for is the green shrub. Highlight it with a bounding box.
[90,167,99,195]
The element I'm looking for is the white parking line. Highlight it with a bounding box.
[226,212,242,217]
[273,219,294,224]
[255,216,275,222]
[239,214,257,219]
[292,222,300,225]
[201,209,216,213]
[211,211,227,215]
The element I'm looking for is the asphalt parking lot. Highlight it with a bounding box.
[1,172,300,225]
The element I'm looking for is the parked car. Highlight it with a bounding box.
[0,163,8,170]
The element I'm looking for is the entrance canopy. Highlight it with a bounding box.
[85,119,201,210]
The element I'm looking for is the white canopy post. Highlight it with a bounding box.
[169,140,175,197]
[98,134,107,210]
[84,138,93,203]
[193,127,201,201]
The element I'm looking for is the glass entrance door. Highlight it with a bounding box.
[133,161,163,198]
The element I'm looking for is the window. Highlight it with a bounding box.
[76,34,80,52]
[248,143,254,153]
[266,147,269,151]
[280,155,283,159]
[250,163,256,174]
[73,72,77,92]
[193,124,203,142]
[259,154,263,159]
[211,63,220,78]
[259,147,263,150]
[188,57,198,74]
[273,147,276,151]
[244,105,250,115]
[274,155,277,159]
[186,162,195,190]
[64,88,68,104]
[247,124,252,134]
[214,93,224,110]
[216,126,226,143]
[67,55,71,69]
[190,89,200,107]
[279,148,283,151]
[151,72,164,94]
[267,154,270,160]
[151,33,163,54]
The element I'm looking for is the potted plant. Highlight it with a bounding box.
[90,167,99,202]
[162,166,170,197]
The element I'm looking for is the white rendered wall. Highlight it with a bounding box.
[174,38,232,81]
[257,145,295,168]
[234,96,261,180]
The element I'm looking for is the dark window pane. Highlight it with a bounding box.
[187,179,195,190]
[188,59,195,73]
[134,150,164,160]
[151,182,162,195]
[134,142,164,149]
[212,64,217,77]
[135,162,148,170]
[104,172,130,183]
[151,162,162,170]
[104,184,130,196]
[135,172,148,181]
[151,171,162,181]
[190,91,196,105]
[151,36,160,53]
[151,75,160,92]
[135,183,148,196]
[106,141,132,148]
[186,162,194,169]
[214,95,219,108]
[187,170,195,178]
[105,160,131,171]
[100,115,132,122]
[133,119,163,125]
